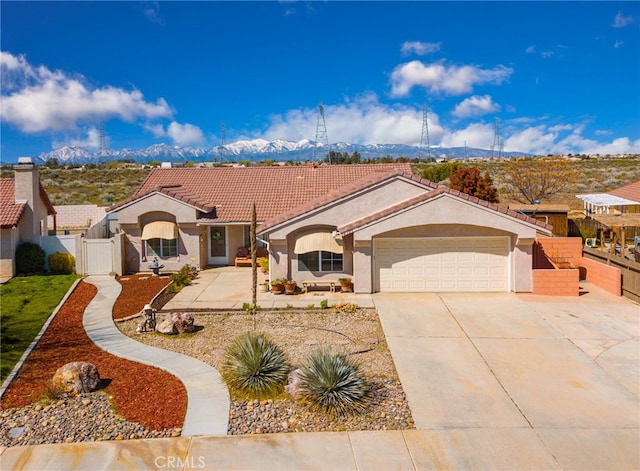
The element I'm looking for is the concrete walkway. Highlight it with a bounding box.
[81,276,230,436]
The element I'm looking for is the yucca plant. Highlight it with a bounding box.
[221,332,289,399]
[297,348,371,417]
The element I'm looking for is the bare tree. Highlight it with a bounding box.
[503,157,577,203]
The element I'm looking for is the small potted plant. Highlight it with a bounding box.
[338,277,352,292]
[284,279,297,295]
[271,279,284,294]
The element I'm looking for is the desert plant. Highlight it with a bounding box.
[334,302,358,314]
[221,332,290,399]
[297,348,371,417]
[257,257,269,274]
[15,242,46,274]
[320,299,329,309]
[48,252,76,274]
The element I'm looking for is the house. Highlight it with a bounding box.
[0,158,56,280]
[108,163,552,293]
[577,180,640,254]
[577,180,640,215]
[47,204,110,237]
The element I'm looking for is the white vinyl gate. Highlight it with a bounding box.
[83,238,116,275]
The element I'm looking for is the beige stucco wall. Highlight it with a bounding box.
[265,185,546,293]
[267,178,427,240]
[115,194,253,272]
[0,228,17,279]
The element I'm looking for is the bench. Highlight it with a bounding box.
[302,280,336,293]
[234,257,252,267]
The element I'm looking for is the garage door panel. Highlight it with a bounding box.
[375,237,509,292]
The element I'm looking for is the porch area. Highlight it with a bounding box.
[162,266,374,311]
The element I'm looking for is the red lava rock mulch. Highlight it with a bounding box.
[113,274,172,320]
[1,280,187,431]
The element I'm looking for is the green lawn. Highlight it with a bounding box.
[0,274,79,382]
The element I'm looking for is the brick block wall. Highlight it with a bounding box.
[534,237,582,266]
[533,268,580,296]
[578,257,622,296]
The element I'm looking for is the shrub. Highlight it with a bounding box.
[15,242,46,274]
[221,332,290,399]
[168,264,197,292]
[48,252,76,274]
[320,299,329,310]
[297,348,371,417]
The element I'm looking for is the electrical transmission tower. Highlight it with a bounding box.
[99,122,107,160]
[418,104,432,160]
[217,122,227,163]
[313,102,330,163]
[491,117,502,158]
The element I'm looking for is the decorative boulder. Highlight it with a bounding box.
[284,368,303,399]
[52,362,100,395]
[156,312,195,335]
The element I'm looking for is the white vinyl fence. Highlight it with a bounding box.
[37,233,124,276]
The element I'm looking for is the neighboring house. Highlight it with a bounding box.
[109,163,552,293]
[47,205,108,236]
[577,180,640,215]
[0,158,56,280]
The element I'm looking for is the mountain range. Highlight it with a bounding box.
[33,139,530,164]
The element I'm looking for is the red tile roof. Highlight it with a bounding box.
[256,170,551,235]
[608,180,640,203]
[0,178,56,229]
[338,186,553,234]
[0,179,26,228]
[109,163,414,222]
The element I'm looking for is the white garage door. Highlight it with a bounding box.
[374,237,510,292]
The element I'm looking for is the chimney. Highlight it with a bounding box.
[13,157,41,240]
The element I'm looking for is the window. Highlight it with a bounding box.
[298,251,343,272]
[146,238,177,258]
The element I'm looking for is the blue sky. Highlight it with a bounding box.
[1,1,639,161]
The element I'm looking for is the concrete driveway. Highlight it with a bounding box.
[374,283,639,470]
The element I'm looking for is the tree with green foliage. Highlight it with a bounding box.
[449,166,499,203]
[420,161,462,183]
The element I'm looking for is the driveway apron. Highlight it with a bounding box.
[374,289,640,470]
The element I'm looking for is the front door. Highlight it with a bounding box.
[209,226,228,265]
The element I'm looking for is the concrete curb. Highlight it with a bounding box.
[0,277,83,400]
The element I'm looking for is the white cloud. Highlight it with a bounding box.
[401,41,441,56]
[389,60,512,97]
[143,1,164,25]
[525,45,536,54]
[145,121,205,146]
[438,122,494,149]
[262,94,443,146]
[52,127,102,151]
[0,52,173,133]
[613,11,635,28]
[167,121,204,146]
[452,95,500,118]
[614,40,624,48]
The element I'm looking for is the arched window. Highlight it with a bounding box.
[294,231,343,272]
[142,221,178,258]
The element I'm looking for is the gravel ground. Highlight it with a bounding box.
[0,393,180,447]
[118,307,415,435]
